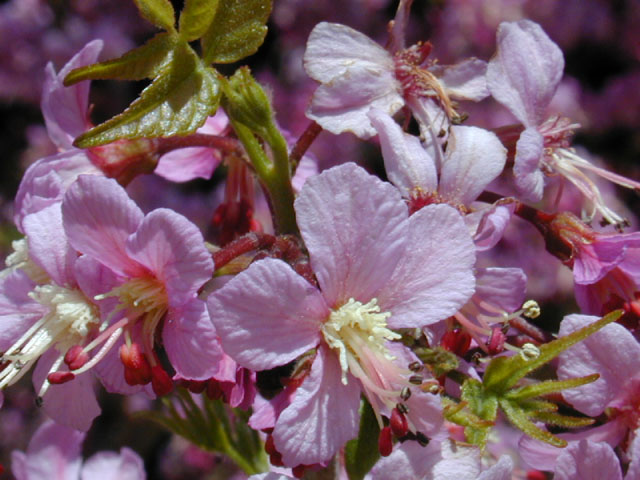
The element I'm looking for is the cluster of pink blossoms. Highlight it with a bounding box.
[2,0,640,478]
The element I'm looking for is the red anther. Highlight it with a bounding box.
[390,407,409,438]
[264,435,277,456]
[269,452,284,467]
[292,465,307,478]
[487,327,507,355]
[206,380,224,400]
[187,380,207,394]
[151,365,173,396]
[64,345,89,371]
[526,471,547,480]
[120,343,152,385]
[441,329,471,356]
[47,371,76,384]
[378,426,393,457]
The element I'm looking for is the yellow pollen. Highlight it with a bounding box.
[322,298,401,385]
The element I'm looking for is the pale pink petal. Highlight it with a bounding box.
[431,440,482,480]
[472,204,514,251]
[555,440,622,480]
[81,448,146,480]
[125,209,213,307]
[33,350,101,432]
[23,203,76,287]
[625,432,640,479]
[477,455,514,480]
[63,175,144,277]
[274,346,361,466]
[369,440,442,480]
[155,148,221,182]
[163,300,222,380]
[41,40,102,151]
[249,474,293,480]
[208,258,326,371]
[431,58,489,101]
[307,68,403,139]
[11,421,84,480]
[573,233,640,285]
[303,22,394,84]
[475,268,527,313]
[369,108,437,197]
[513,127,545,202]
[291,155,318,193]
[558,315,640,416]
[377,204,475,328]
[0,270,44,350]
[295,163,408,307]
[486,20,564,126]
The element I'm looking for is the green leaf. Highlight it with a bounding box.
[74,43,220,148]
[499,398,567,448]
[506,374,600,401]
[483,310,622,393]
[133,0,176,31]
[64,33,177,85]
[201,0,272,64]
[345,400,381,480]
[529,411,595,429]
[179,0,220,41]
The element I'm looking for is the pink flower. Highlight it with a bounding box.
[209,163,476,466]
[11,420,146,480]
[487,20,640,227]
[61,175,222,396]
[303,21,488,139]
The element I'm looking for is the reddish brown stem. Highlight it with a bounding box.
[289,121,322,170]
[212,232,275,270]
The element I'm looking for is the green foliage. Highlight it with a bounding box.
[133,0,176,31]
[449,310,622,448]
[201,0,272,64]
[415,346,460,378]
[179,0,220,42]
[344,400,381,480]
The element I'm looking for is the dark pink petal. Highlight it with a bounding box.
[475,268,527,313]
[93,332,145,396]
[273,346,361,466]
[487,20,564,127]
[554,440,622,480]
[209,258,326,371]
[378,204,475,328]
[558,315,640,416]
[11,421,84,480]
[23,204,76,287]
[63,175,144,277]
[163,300,222,381]
[431,58,489,102]
[125,209,213,307]
[295,163,408,307]
[439,126,506,205]
[33,350,101,432]
[41,40,102,151]
[369,108,437,197]
[81,448,146,480]
[513,127,545,202]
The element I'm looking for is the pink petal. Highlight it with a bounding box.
[472,204,514,251]
[81,448,146,480]
[23,203,76,287]
[33,350,101,432]
[155,148,221,182]
[41,40,102,151]
[626,432,640,480]
[378,204,475,328]
[513,127,545,202]
[295,163,408,307]
[431,58,489,102]
[557,315,640,416]
[477,456,514,480]
[125,209,213,307]
[0,270,45,350]
[486,20,564,127]
[93,331,145,396]
[208,258,326,371]
[303,22,393,84]
[475,268,527,313]
[573,233,640,285]
[439,126,506,205]
[369,440,442,480]
[163,300,222,380]
[273,346,361,466]
[369,108,438,196]
[431,441,483,479]
[554,440,622,480]
[11,421,84,480]
[63,175,144,277]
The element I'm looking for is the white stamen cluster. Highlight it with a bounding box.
[2,239,49,283]
[322,297,400,385]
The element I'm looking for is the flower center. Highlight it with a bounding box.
[3,238,49,284]
[0,284,99,388]
[322,298,400,385]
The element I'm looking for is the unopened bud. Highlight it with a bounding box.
[390,408,409,437]
[151,365,173,396]
[378,426,393,457]
[223,67,274,135]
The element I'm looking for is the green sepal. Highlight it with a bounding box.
[201,0,271,64]
[344,400,381,480]
[498,398,567,448]
[222,67,274,137]
[517,398,559,414]
[64,33,177,85]
[179,0,220,42]
[74,43,220,148]
[506,374,600,401]
[483,310,622,393]
[415,346,459,377]
[442,397,493,430]
[460,378,498,448]
[133,0,176,31]
[529,411,595,429]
